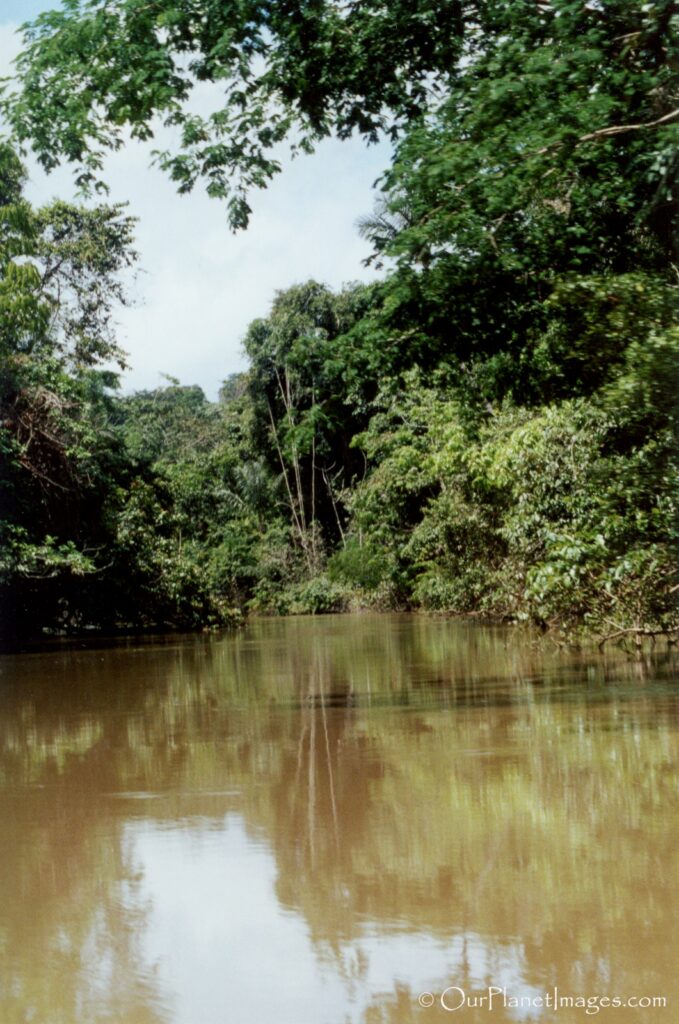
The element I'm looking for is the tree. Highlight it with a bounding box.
[244,280,380,564]
[2,2,677,639]
[3,0,465,227]
[358,0,677,411]
[0,143,137,636]
[7,2,675,231]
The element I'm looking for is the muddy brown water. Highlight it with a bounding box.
[1,613,677,1023]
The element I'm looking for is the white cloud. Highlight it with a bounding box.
[0,20,390,399]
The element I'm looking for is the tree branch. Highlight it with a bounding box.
[538,107,679,154]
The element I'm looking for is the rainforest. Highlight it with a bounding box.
[1,0,677,644]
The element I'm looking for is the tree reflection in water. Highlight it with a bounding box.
[1,615,678,1023]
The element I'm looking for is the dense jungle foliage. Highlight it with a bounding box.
[1,0,677,642]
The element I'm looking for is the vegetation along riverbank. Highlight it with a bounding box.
[1,0,677,643]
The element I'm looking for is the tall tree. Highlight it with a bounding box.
[360,0,678,408]
[0,143,137,636]
[244,281,377,562]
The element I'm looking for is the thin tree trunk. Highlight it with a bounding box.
[275,366,307,536]
[311,387,317,564]
[322,465,346,547]
[267,398,309,563]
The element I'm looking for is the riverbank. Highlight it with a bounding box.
[3,594,677,656]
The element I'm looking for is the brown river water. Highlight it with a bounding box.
[1,613,678,1024]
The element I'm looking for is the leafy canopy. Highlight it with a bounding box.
[5,1,676,230]
[3,0,465,227]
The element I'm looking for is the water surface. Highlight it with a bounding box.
[1,614,677,1023]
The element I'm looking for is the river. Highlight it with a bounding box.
[1,613,677,1023]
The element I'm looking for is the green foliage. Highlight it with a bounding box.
[111,381,284,624]
[8,0,676,243]
[351,380,678,636]
[327,539,387,592]
[4,0,465,227]
[243,280,382,572]
[284,576,349,616]
[0,143,138,637]
[359,1,677,410]
[2,3,677,642]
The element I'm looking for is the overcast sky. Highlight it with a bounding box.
[0,2,389,398]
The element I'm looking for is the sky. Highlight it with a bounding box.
[0,2,390,399]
